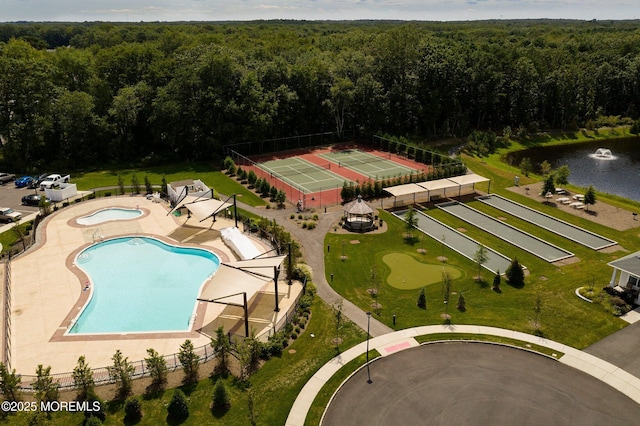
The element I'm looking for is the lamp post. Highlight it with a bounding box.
[366,311,372,384]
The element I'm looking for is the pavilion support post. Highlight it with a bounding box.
[243,292,249,337]
[274,266,280,312]
[288,242,293,286]
[233,193,238,228]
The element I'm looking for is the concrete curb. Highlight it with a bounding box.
[285,325,640,425]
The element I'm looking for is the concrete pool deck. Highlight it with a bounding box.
[7,196,301,376]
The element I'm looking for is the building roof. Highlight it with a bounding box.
[608,251,640,277]
[344,195,375,215]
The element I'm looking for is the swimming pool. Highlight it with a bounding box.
[70,236,220,334]
[76,207,143,226]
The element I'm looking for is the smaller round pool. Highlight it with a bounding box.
[76,208,143,226]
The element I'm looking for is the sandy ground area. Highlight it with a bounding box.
[508,182,640,232]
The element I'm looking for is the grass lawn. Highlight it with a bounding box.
[71,163,266,207]
[7,296,366,426]
[325,134,640,349]
[383,253,462,289]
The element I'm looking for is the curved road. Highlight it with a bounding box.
[322,342,640,425]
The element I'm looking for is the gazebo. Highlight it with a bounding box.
[343,195,375,232]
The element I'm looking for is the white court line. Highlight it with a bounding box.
[260,158,346,193]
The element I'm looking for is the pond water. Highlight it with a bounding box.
[507,137,640,202]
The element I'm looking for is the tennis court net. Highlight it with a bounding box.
[263,162,331,177]
[337,153,391,168]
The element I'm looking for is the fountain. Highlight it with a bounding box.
[593,148,614,159]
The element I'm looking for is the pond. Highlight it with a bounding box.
[507,137,640,202]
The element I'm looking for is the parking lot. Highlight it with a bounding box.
[0,180,44,217]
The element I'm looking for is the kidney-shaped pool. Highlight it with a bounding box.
[70,236,220,334]
[76,207,143,226]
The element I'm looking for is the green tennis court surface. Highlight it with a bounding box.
[258,157,352,193]
[318,149,421,180]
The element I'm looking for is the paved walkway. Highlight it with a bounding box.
[237,201,393,337]
[285,325,640,425]
[235,199,640,424]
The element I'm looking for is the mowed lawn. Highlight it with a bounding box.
[72,163,266,207]
[326,205,629,350]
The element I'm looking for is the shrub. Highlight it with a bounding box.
[457,292,466,311]
[84,415,102,426]
[124,396,142,421]
[492,270,501,290]
[212,379,230,410]
[88,193,96,200]
[302,222,307,229]
[290,333,298,340]
[167,389,189,420]
[505,258,525,288]
[417,287,427,309]
[290,214,295,219]
[307,222,316,230]
[104,192,111,197]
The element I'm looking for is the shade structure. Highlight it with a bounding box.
[446,173,490,186]
[383,174,491,207]
[384,183,429,197]
[198,255,286,306]
[175,196,233,222]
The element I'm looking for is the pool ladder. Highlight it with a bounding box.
[188,313,197,326]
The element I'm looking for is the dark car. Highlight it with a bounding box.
[22,194,49,207]
[29,173,49,189]
[15,176,34,188]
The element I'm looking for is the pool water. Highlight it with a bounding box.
[70,236,220,334]
[76,208,143,226]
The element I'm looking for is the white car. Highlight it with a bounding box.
[0,208,22,223]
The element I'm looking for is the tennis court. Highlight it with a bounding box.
[476,194,616,250]
[258,157,352,194]
[437,201,573,262]
[318,149,422,180]
[392,209,513,274]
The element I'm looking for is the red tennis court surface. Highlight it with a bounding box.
[245,144,432,209]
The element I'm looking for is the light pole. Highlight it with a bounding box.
[366,311,372,384]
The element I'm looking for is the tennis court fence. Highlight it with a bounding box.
[229,149,314,208]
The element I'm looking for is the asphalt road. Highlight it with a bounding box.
[322,342,640,425]
[0,181,42,218]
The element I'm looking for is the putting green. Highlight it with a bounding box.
[382,253,463,290]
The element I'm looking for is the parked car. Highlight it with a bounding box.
[0,207,21,223]
[14,176,34,188]
[29,173,49,189]
[0,173,16,184]
[22,194,50,207]
[40,174,70,190]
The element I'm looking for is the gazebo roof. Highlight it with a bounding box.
[344,196,375,215]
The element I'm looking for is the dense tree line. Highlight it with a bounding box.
[1,20,640,172]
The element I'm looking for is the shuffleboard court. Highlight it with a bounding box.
[476,194,616,250]
[318,149,421,180]
[258,157,352,194]
[437,201,573,262]
[393,210,512,274]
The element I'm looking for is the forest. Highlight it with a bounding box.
[0,20,639,172]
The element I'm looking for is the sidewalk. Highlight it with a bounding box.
[236,200,394,337]
[285,325,640,425]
